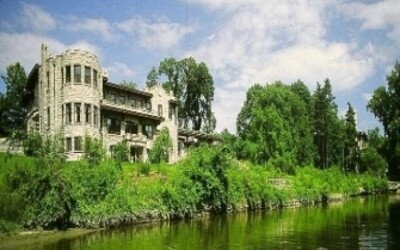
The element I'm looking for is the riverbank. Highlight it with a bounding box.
[0,146,391,233]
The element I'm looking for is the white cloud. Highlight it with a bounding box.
[340,0,400,43]
[106,62,136,82]
[67,18,115,42]
[117,16,194,49]
[0,32,100,76]
[185,0,375,132]
[362,92,372,102]
[21,2,56,32]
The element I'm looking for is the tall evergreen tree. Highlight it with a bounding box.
[343,103,359,172]
[0,62,27,137]
[312,79,339,169]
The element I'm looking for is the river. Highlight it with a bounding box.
[1,195,399,249]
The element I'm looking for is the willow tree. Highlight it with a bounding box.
[236,82,314,166]
[147,57,216,132]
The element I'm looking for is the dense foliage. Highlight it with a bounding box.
[147,57,216,132]
[0,62,27,138]
[368,61,400,179]
[148,127,173,164]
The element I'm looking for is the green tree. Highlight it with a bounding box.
[155,57,216,132]
[237,82,313,166]
[146,66,159,88]
[83,135,105,166]
[149,127,173,163]
[112,140,129,167]
[367,61,400,179]
[312,79,339,169]
[120,80,137,90]
[343,103,359,173]
[367,127,385,152]
[0,62,27,137]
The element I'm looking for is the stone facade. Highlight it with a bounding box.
[25,43,219,162]
[24,43,176,162]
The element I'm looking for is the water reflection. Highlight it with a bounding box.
[2,195,399,250]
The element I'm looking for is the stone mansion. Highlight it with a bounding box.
[23,43,217,162]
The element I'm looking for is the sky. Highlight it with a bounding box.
[0,0,399,133]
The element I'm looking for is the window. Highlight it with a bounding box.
[107,117,121,134]
[84,66,91,84]
[66,137,72,151]
[61,68,64,85]
[94,106,98,126]
[146,101,152,111]
[74,136,82,151]
[66,66,71,82]
[120,95,126,105]
[66,103,72,123]
[130,97,136,108]
[47,71,50,91]
[143,124,153,139]
[62,105,64,125]
[125,121,138,134]
[74,64,81,83]
[111,93,116,104]
[85,104,91,124]
[158,104,163,117]
[178,141,182,156]
[169,105,173,120]
[47,107,50,128]
[75,103,81,123]
[138,100,142,109]
[93,69,98,87]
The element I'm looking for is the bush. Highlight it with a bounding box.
[148,127,172,164]
[113,141,129,166]
[83,135,105,166]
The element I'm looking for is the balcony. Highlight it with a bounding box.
[101,99,164,121]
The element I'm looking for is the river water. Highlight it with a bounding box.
[2,195,400,250]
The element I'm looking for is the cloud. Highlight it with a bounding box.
[362,92,372,102]
[117,16,194,49]
[67,18,115,42]
[185,0,375,132]
[105,62,136,82]
[340,0,400,43]
[0,32,100,76]
[21,2,56,32]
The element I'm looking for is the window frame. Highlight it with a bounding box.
[85,104,91,124]
[84,66,91,84]
[74,64,81,83]
[75,103,81,123]
[74,136,82,152]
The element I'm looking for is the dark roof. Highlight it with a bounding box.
[104,82,153,97]
[101,103,164,121]
[22,64,40,106]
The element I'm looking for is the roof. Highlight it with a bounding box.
[178,128,221,141]
[101,103,164,121]
[104,82,153,97]
[22,64,40,106]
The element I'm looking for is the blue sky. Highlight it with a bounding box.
[1,0,399,132]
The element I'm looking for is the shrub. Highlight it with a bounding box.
[83,134,105,166]
[148,127,172,164]
[113,140,129,167]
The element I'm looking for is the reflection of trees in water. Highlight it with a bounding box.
[31,196,399,250]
